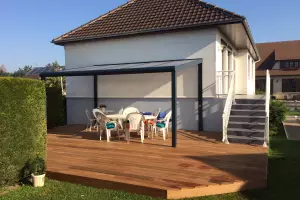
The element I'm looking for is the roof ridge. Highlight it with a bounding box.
[257,40,300,45]
[52,0,137,43]
[198,0,245,19]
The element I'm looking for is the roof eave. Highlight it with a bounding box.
[52,19,244,45]
[241,20,260,62]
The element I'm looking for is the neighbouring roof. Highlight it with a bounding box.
[26,66,65,79]
[256,69,300,77]
[52,0,246,45]
[256,40,300,69]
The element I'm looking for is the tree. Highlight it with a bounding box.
[12,65,32,77]
[0,64,7,72]
[45,61,65,91]
[0,65,11,77]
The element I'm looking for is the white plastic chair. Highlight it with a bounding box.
[92,109,119,142]
[118,107,124,130]
[123,107,139,116]
[86,109,97,131]
[125,113,145,143]
[147,108,161,138]
[153,111,172,140]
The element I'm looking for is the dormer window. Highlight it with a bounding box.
[281,61,300,69]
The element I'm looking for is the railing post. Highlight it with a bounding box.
[222,71,235,144]
[263,70,270,148]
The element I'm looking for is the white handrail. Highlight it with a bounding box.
[222,71,235,144]
[216,71,235,96]
[264,70,270,147]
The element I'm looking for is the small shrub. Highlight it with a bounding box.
[256,89,265,95]
[27,157,46,176]
[270,100,288,135]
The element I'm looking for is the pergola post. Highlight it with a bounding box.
[198,63,203,131]
[93,75,98,108]
[171,70,177,148]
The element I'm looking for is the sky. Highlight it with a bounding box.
[1,0,300,72]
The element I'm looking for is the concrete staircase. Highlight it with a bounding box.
[227,99,266,145]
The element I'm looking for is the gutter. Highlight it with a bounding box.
[241,20,261,62]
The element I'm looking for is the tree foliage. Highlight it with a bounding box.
[45,61,64,88]
[0,65,32,77]
[12,65,32,77]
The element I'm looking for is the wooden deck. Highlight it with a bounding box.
[47,125,268,199]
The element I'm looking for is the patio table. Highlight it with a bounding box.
[106,114,156,120]
[106,114,157,139]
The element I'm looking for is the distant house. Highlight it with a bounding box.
[256,40,300,95]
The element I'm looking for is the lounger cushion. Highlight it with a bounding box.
[144,120,155,125]
[142,112,153,115]
[156,122,165,128]
[106,122,115,129]
[157,112,166,120]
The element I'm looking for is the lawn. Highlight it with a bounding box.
[1,134,300,200]
[287,110,300,116]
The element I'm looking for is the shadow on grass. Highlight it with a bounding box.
[239,133,300,200]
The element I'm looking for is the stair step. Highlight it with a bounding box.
[230,109,265,116]
[235,99,265,105]
[228,128,265,137]
[228,122,265,130]
[227,135,265,145]
[232,104,265,110]
[229,115,266,123]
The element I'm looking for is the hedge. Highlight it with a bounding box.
[0,77,47,186]
[270,100,288,135]
[46,87,65,128]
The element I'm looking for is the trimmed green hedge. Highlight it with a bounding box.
[0,77,47,186]
[46,87,65,128]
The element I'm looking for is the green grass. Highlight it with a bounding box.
[1,134,300,200]
[287,110,300,116]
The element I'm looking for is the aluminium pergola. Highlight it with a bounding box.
[40,59,203,148]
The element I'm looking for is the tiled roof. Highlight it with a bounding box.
[53,0,245,44]
[256,69,300,77]
[256,40,300,69]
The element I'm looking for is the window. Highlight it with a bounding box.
[282,79,297,92]
[284,62,289,68]
[281,61,300,69]
[256,79,266,91]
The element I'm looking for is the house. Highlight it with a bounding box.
[41,0,267,145]
[256,40,300,98]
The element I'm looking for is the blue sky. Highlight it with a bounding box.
[1,0,300,72]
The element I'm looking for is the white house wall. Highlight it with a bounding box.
[273,61,280,69]
[235,50,248,94]
[273,78,282,93]
[64,28,229,132]
[65,29,218,98]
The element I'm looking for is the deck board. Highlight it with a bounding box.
[47,125,268,199]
